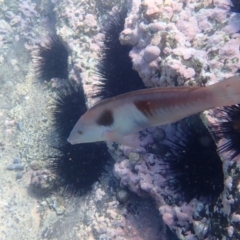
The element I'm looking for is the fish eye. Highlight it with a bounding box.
[77,130,83,135]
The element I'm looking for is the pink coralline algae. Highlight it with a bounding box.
[219,39,240,58]
[120,0,240,88]
[109,0,240,239]
[41,0,240,238]
[176,18,200,41]
[143,45,160,63]
[141,0,162,20]
[84,14,98,28]
[223,14,240,34]
[19,0,38,18]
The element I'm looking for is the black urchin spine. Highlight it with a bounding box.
[93,8,146,100]
[157,115,224,203]
[210,104,240,161]
[34,34,69,82]
[229,0,240,13]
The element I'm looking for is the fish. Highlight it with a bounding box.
[67,76,240,147]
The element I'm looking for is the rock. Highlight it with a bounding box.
[7,163,25,171]
[16,171,23,180]
[29,160,41,170]
[144,45,160,62]
[116,190,129,203]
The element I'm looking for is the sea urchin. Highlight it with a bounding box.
[93,8,146,100]
[49,82,111,196]
[34,34,69,82]
[159,115,224,203]
[211,104,240,161]
[229,0,240,13]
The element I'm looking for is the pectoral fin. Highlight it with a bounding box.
[103,130,141,148]
[114,133,141,148]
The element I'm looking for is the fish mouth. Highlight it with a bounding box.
[67,137,76,145]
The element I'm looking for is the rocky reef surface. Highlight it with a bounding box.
[0,0,240,239]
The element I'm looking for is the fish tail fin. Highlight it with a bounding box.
[209,76,240,107]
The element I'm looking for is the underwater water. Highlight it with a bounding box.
[0,0,240,239]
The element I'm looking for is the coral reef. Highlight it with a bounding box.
[47,0,240,238]
[2,0,240,239]
[121,0,240,88]
[113,115,224,238]
[104,0,240,239]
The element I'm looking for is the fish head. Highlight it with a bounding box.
[67,106,115,144]
[67,115,106,144]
